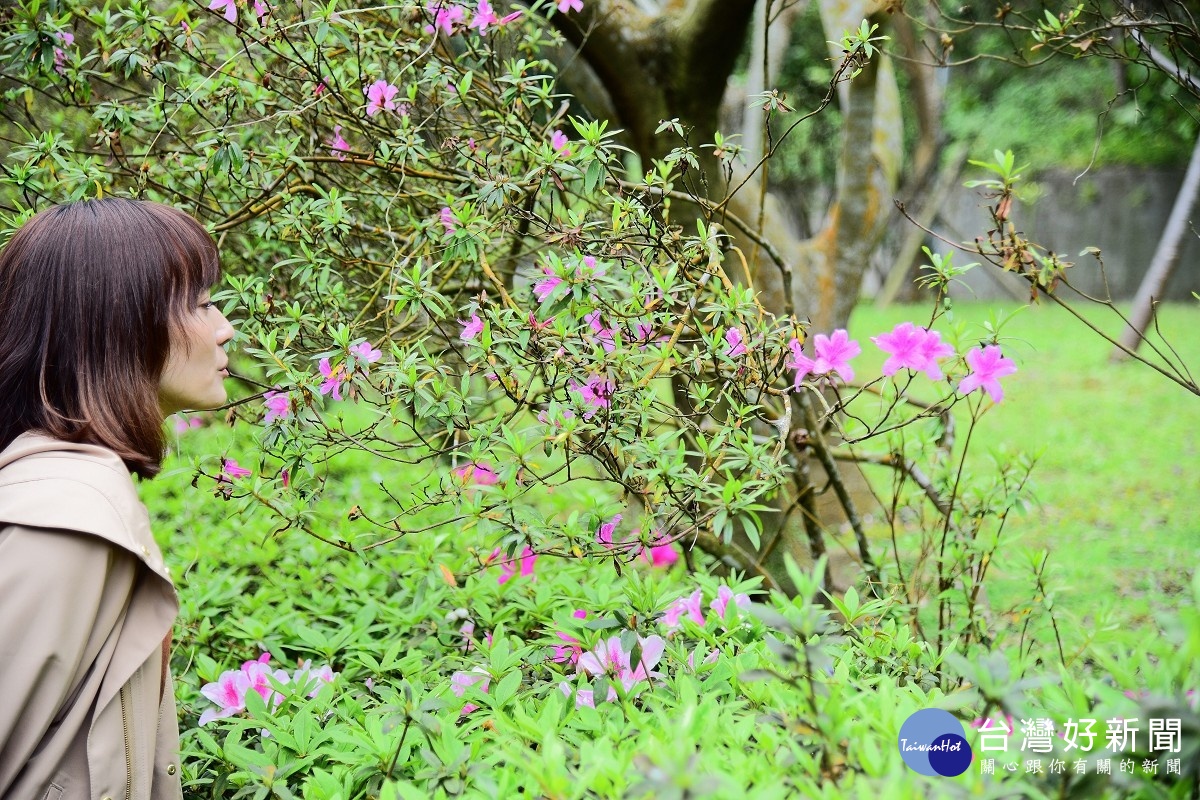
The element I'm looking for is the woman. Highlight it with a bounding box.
[0,199,235,799]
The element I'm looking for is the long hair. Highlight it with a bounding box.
[0,199,221,478]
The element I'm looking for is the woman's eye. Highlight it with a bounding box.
[200,301,215,310]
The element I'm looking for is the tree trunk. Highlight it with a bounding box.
[1113,132,1200,359]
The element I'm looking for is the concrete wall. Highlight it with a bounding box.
[927,167,1200,301]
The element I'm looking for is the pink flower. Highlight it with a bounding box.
[871,322,954,380]
[350,340,382,363]
[596,514,622,546]
[469,0,500,33]
[440,206,456,233]
[551,631,583,665]
[958,344,1018,403]
[533,264,562,303]
[314,79,328,96]
[568,634,664,707]
[454,461,500,485]
[662,589,705,629]
[241,653,290,706]
[263,390,290,423]
[198,669,251,725]
[641,539,678,568]
[788,331,859,386]
[53,32,74,73]
[173,414,202,434]
[811,329,860,382]
[460,313,483,340]
[209,0,238,23]
[685,648,720,673]
[222,459,252,480]
[710,585,750,621]
[724,327,748,359]
[549,130,571,157]
[329,125,350,161]
[251,0,269,23]
[569,374,614,419]
[451,667,490,715]
[585,310,616,353]
[291,660,338,697]
[557,0,583,12]
[424,1,466,35]
[318,358,346,400]
[365,80,399,116]
[786,338,816,389]
[492,546,537,584]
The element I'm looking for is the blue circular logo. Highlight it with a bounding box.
[898,709,973,777]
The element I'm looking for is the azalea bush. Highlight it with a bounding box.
[1,0,1032,601]
[151,419,1200,798]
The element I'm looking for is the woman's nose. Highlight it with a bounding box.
[215,310,235,346]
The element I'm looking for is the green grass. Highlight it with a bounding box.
[850,299,1200,650]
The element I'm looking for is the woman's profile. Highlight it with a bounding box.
[0,198,235,798]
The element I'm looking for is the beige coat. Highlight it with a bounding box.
[0,432,184,800]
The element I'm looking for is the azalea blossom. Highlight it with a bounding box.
[812,329,860,382]
[208,0,238,23]
[450,667,491,715]
[710,585,751,621]
[685,647,720,673]
[537,404,575,430]
[788,329,859,386]
[454,461,500,485]
[724,327,748,359]
[318,358,346,400]
[584,310,616,353]
[640,537,679,568]
[329,125,350,161]
[557,0,583,12]
[349,340,382,363]
[291,660,338,697]
[871,322,954,380]
[263,390,290,423]
[549,130,571,157]
[493,546,537,584]
[569,374,614,419]
[468,0,518,33]
[241,653,290,707]
[251,0,269,23]
[562,634,665,708]
[596,514,622,546]
[551,631,583,665]
[53,31,74,73]
[460,313,483,340]
[198,669,251,725]
[424,0,466,35]
[440,206,456,233]
[958,344,1018,402]
[198,653,336,725]
[533,264,562,304]
[173,414,202,434]
[662,589,705,629]
[365,80,399,116]
[221,459,252,480]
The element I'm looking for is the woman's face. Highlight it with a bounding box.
[158,293,236,417]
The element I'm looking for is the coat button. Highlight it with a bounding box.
[167,763,177,775]
[102,796,114,800]
[140,545,151,558]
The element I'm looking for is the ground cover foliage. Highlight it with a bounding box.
[2,0,1200,796]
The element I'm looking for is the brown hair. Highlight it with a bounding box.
[0,198,220,477]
